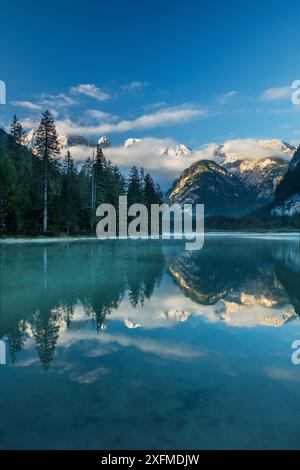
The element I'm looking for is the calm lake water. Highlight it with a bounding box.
[0,235,300,449]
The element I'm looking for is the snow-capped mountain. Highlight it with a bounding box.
[25,129,98,150]
[67,134,93,147]
[212,139,295,165]
[25,128,69,150]
[24,129,36,149]
[124,137,142,148]
[123,137,192,157]
[98,135,111,148]
[168,159,257,215]
[212,139,294,202]
[224,157,289,202]
[23,128,296,213]
[161,144,192,157]
[168,139,296,213]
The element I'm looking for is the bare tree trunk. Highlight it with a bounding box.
[43,161,48,233]
[91,148,95,232]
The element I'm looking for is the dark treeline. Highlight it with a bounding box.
[0,111,163,235]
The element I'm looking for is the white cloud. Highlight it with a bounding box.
[70,83,111,101]
[121,81,148,92]
[144,101,167,111]
[194,139,294,164]
[223,90,237,98]
[39,136,198,189]
[218,90,237,104]
[20,117,40,129]
[23,105,206,137]
[261,86,291,101]
[193,138,294,163]
[104,137,199,188]
[13,93,76,112]
[40,93,76,108]
[12,100,42,110]
[103,105,205,133]
[19,103,206,189]
[64,144,93,160]
[85,109,117,121]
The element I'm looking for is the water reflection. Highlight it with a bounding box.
[168,237,300,327]
[0,236,299,369]
[0,241,165,369]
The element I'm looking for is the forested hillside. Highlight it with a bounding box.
[0,112,162,235]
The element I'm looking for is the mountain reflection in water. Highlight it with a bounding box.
[0,236,299,370]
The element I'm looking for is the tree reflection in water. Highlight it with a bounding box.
[0,237,299,369]
[0,240,165,369]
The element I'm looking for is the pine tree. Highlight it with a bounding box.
[140,166,145,194]
[60,151,79,234]
[127,166,143,206]
[94,145,108,206]
[10,114,24,144]
[155,182,163,204]
[77,164,93,232]
[0,157,18,232]
[9,115,30,231]
[34,111,60,232]
[144,173,158,206]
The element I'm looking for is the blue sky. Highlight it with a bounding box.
[1,0,300,147]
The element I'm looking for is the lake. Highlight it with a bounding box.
[0,234,300,449]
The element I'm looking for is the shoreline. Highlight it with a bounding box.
[0,232,299,244]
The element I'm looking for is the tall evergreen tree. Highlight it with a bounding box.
[0,157,18,232]
[127,166,144,206]
[140,166,145,193]
[144,173,158,206]
[10,114,24,144]
[60,151,79,234]
[9,115,30,231]
[34,110,60,232]
[94,145,108,206]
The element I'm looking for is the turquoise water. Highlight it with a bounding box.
[0,235,300,449]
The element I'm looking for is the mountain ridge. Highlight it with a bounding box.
[168,159,257,216]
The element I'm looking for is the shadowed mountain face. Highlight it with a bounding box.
[167,160,257,216]
[272,147,300,217]
[224,157,289,203]
[167,149,292,216]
